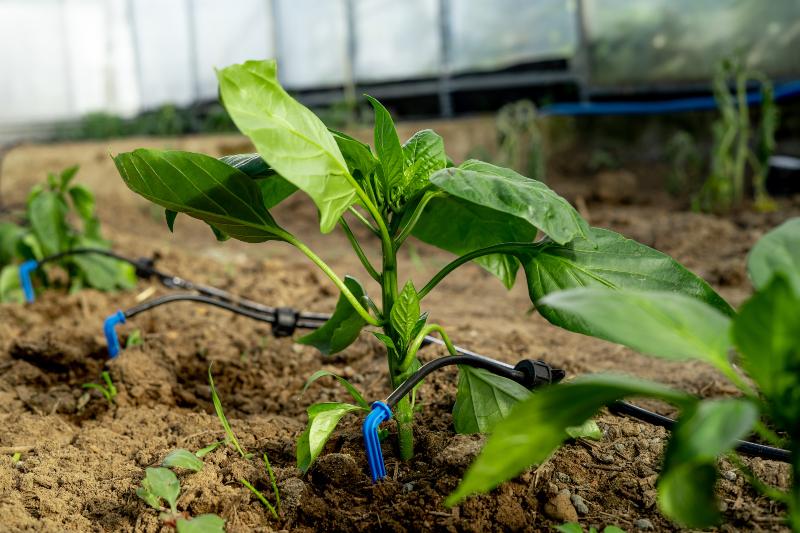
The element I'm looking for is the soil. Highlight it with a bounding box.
[1,130,798,532]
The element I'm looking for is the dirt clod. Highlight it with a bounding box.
[433,434,485,469]
[312,453,359,488]
[544,488,579,522]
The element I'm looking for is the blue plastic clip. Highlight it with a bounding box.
[362,401,393,482]
[103,310,126,358]
[18,260,38,303]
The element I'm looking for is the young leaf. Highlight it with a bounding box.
[162,449,204,472]
[194,441,224,459]
[0,222,24,264]
[296,402,365,473]
[0,265,24,304]
[297,276,367,355]
[301,369,370,409]
[140,467,180,512]
[402,129,447,198]
[175,514,226,533]
[733,276,800,430]
[373,332,396,352]
[114,149,286,243]
[68,184,96,223]
[555,524,584,533]
[217,60,356,233]
[658,399,758,527]
[59,165,79,190]
[365,95,404,203]
[521,227,735,329]
[390,281,421,347]
[28,190,69,255]
[540,289,733,371]
[747,217,800,294]
[446,374,691,505]
[329,129,379,179]
[71,237,137,291]
[431,161,589,245]
[453,366,531,434]
[565,419,603,440]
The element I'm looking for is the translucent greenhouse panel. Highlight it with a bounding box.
[130,0,194,108]
[0,0,73,123]
[585,0,800,86]
[353,0,441,82]
[192,0,275,100]
[274,0,348,89]
[448,0,577,73]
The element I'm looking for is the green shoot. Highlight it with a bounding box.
[208,365,249,459]
[126,328,143,348]
[240,479,279,519]
[194,441,224,458]
[82,371,117,404]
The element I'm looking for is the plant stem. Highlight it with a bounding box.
[348,206,379,235]
[394,191,444,249]
[339,218,380,282]
[401,324,456,370]
[281,233,381,327]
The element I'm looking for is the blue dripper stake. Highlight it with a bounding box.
[18,260,38,303]
[362,401,392,482]
[104,310,126,358]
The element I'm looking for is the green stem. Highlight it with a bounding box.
[281,233,381,327]
[339,218,380,282]
[348,206,379,235]
[418,241,545,299]
[393,191,444,249]
[401,324,456,371]
[753,420,786,448]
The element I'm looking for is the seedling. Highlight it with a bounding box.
[450,218,800,530]
[240,454,280,519]
[82,371,117,404]
[113,59,732,472]
[136,463,225,532]
[0,166,135,302]
[208,365,250,459]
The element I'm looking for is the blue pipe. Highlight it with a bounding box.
[540,79,800,117]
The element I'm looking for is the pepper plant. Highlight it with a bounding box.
[112,60,731,470]
[449,218,800,530]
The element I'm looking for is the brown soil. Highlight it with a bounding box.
[1,132,798,532]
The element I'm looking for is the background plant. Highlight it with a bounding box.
[0,166,136,302]
[113,59,734,473]
[449,218,800,530]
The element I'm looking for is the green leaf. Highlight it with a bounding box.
[114,148,286,243]
[733,275,800,429]
[206,223,230,242]
[453,366,531,434]
[194,441,224,458]
[432,161,589,245]
[175,514,226,533]
[218,153,275,178]
[208,366,248,458]
[658,399,758,527]
[412,195,538,289]
[165,209,178,232]
[0,222,25,264]
[297,276,367,355]
[140,467,180,512]
[365,95,404,205]
[555,524,584,533]
[68,184,96,222]
[28,190,69,255]
[296,402,365,473]
[330,129,379,179]
[255,176,298,210]
[540,289,732,371]
[0,265,24,303]
[136,486,161,510]
[446,374,691,505]
[372,332,396,351]
[390,281,420,347]
[218,60,356,233]
[521,228,735,331]
[59,165,79,190]
[747,217,800,295]
[71,237,137,291]
[565,419,603,440]
[162,448,204,472]
[301,369,370,409]
[218,153,298,210]
[402,129,447,198]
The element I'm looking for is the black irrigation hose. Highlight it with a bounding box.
[611,401,791,462]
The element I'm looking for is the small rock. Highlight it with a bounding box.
[278,477,307,514]
[596,453,615,464]
[721,470,737,481]
[402,482,415,493]
[312,453,359,487]
[634,518,654,530]
[434,435,485,469]
[570,493,589,515]
[555,471,572,483]
[544,489,578,522]
[594,170,638,203]
[613,443,626,454]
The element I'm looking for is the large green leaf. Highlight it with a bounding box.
[296,402,365,473]
[733,275,800,430]
[747,217,800,295]
[297,276,367,356]
[540,288,732,370]
[29,190,69,255]
[0,222,25,264]
[218,60,356,233]
[218,153,275,178]
[453,366,531,434]
[365,95,404,206]
[658,399,758,528]
[521,228,735,331]
[446,374,691,505]
[114,149,286,243]
[402,129,447,199]
[412,196,538,289]
[219,153,297,210]
[432,161,589,245]
[390,281,421,347]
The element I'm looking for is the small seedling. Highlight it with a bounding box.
[450,218,800,530]
[114,59,733,474]
[0,166,136,302]
[208,365,251,459]
[162,449,204,472]
[126,329,143,348]
[240,453,280,519]
[82,371,117,404]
